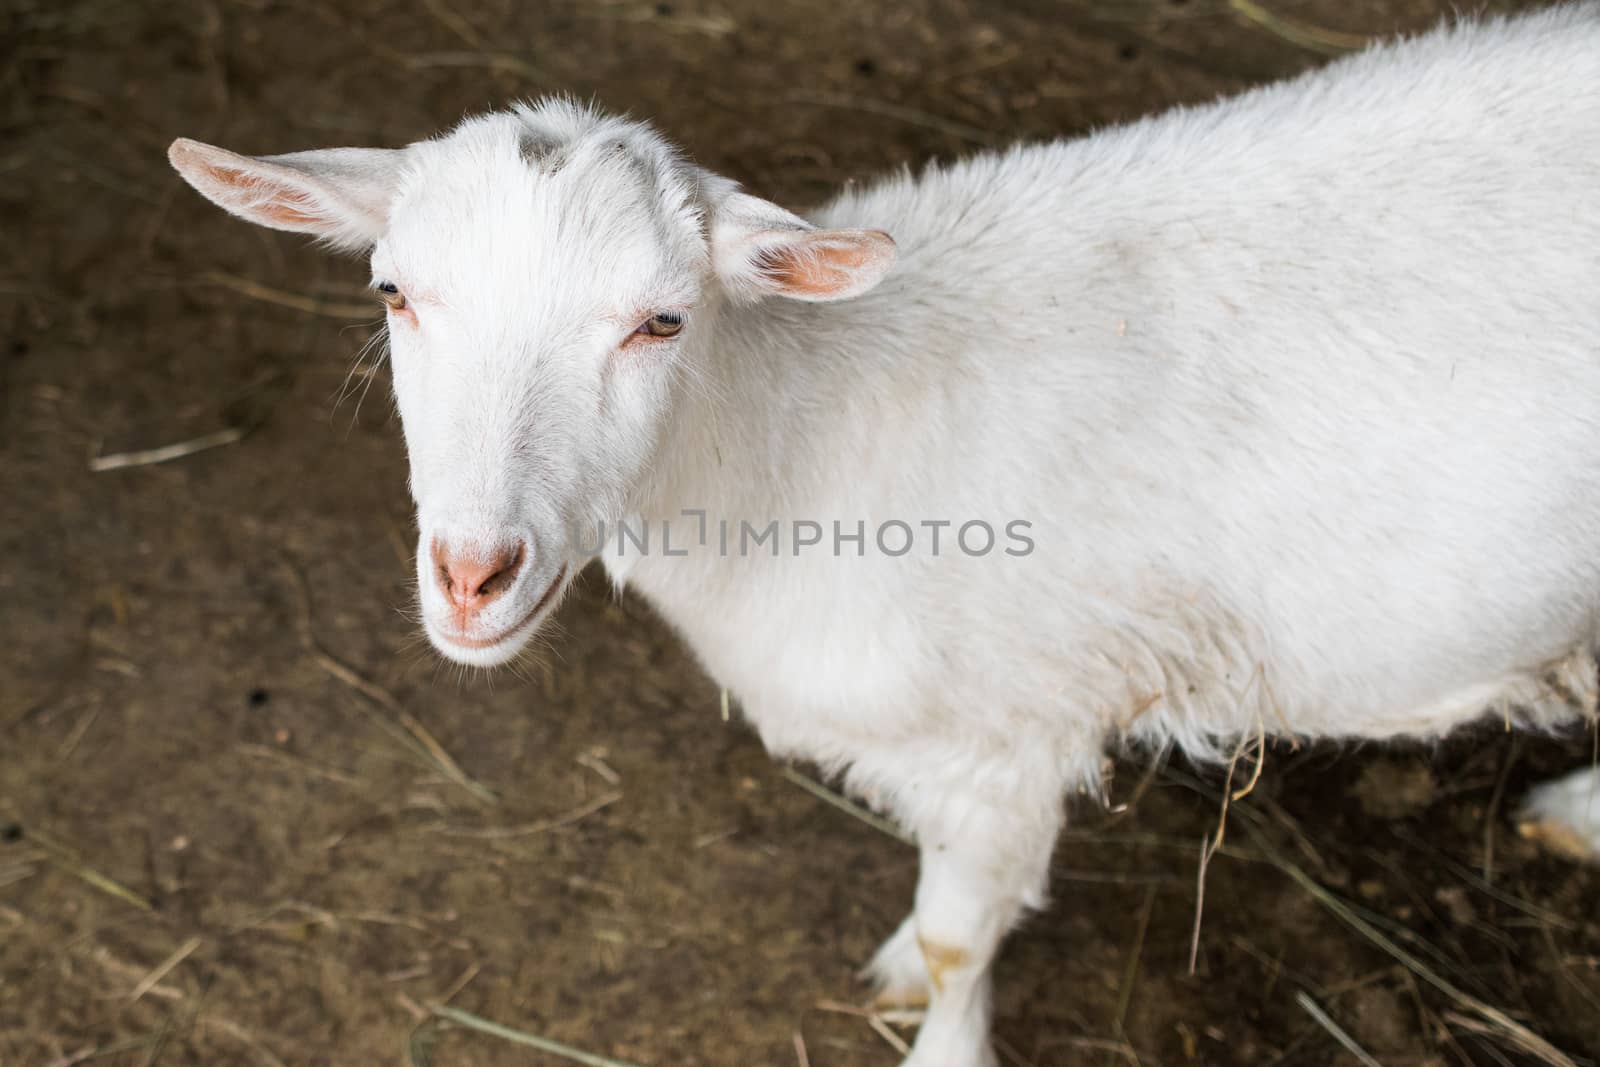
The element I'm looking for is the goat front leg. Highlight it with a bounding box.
[878,789,1062,1067]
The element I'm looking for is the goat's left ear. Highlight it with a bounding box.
[167,138,407,253]
[710,191,895,303]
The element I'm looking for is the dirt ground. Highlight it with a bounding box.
[3,0,1598,1064]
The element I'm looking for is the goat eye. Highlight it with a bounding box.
[638,312,684,338]
[375,281,407,311]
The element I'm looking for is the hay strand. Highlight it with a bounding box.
[279,556,497,805]
[1295,991,1384,1067]
[90,426,247,472]
[1228,0,1370,55]
[198,271,375,318]
[129,937,202,1002]
[24,828,154,912]
[780,766,913,844]
[429,1004,647,1067]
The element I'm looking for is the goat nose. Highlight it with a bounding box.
[433,540,525,616]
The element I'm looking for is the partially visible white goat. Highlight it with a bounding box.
[169,6,1600,1063]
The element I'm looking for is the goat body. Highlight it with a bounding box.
[168,7,1600,1064]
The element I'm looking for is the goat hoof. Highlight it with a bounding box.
[1518,766,1600,863]
[863,916,932,1009]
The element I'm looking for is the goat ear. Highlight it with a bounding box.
[710,191,895,303]
[167,138,406,252]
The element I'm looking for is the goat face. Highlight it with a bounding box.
[169,101,893,665]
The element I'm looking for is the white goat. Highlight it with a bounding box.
[169,6,1600,1064]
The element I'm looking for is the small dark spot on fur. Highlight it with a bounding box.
[655,2,672,14]
[10,339,26,358]
[1119,43,1139,62]
[248,687,270,707]
[519,134,567,174]
[855,57,877,77]
[2,824,22,843]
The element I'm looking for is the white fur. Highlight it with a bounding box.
[1520,765,1600,858]
[169,7,1600,1063]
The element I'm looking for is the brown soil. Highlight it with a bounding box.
[3,1,1597,1065]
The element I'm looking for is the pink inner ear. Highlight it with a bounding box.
[202,162,323,227]
[756,237,880,297]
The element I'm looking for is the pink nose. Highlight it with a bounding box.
[432,540,525,623]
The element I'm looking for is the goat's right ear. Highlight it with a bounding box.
[167,139,407,253]
[710,191,895,303]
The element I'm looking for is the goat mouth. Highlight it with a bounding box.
[436,565,567,652]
